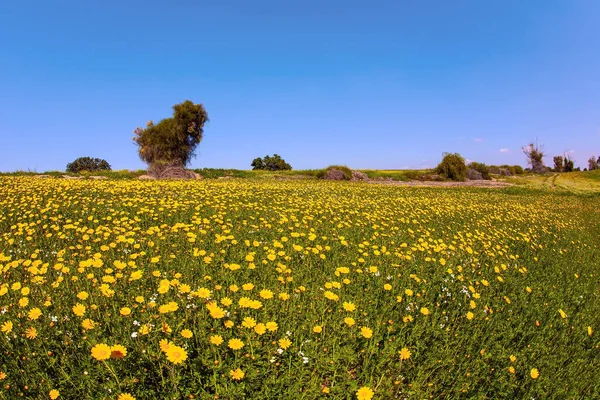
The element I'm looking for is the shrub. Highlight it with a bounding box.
[66,157,111,173]
[522,140,546,173]
[553,156,564,172]
[435,153,468,181]
[563,155,574,172]
[317,165,353,180]
[467,162,491,180]
[251,154,291,171]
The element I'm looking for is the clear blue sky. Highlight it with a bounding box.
[1,0,599,171]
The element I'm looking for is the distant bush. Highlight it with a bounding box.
[435,153,468,181]
[251,154,292,171]
[317,165,353,180]
[512,165,524,175]
[467,162,491,180]
[66,157,111,173]
[488,165,524,176]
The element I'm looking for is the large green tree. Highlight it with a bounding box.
[133,100,209,169]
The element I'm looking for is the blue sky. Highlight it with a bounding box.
[1,0,599,171]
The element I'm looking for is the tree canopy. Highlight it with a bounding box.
[133,100,209,169]
[251,154,292,171]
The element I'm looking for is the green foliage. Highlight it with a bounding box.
[66,157,111,173]
[133,100,209,168]
[589,156,599,171]
[467,162,491,180]
[435,153,468,181]
[563,156,574,172]
[553,156,564,172]
[250,154,291,171]
[512,165,524,175]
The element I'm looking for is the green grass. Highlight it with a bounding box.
[504,170,600,193]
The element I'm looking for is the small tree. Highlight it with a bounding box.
[522,140,546,173]
[435,153,468,181]
[251,154,291,171]
[563,153,574,172]
[588,156,599,171]
[553,156,564,172]
[251,157,265,170]
[66,157,111,173]
[133,100,209,174]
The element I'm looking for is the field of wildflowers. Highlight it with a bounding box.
[1,177,599,399]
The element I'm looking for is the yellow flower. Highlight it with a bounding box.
[228,338,244,350]
[77,291,89,300]
[210,335,224,346]
[266,321,278,332]
[159,339,171,352]
[0,371,6,380]
[19,297,29,308]
[161,322,172,334]
[383,284,392,291]
[588,326,593,336]
[139,324,152,335]
[82,319,96,330]
[530,368,539,379]
[91,343,112,361]
[324,291,339,301]
[110,345,127,359]
[72,303,86,317]
[165,344,188,364]
[242,317,257,328]
[181,329,193,338]
[343,302,356,312]
[120,307,131,316]
[254,323,267,335]
[356,386,374,400]
[558,309,567,319]
[49,389,60,399]
[25,327,38,339]
[508,366,516,374]
[279,293,290,301]
[360,326,373,339]
[242,283,254,291]
[509,355,516,363]
[195,287,211,298]
[221,297,233,306]
[1,321,13,334]
[399,347,411,360]
[259,289,274,299]
[466,312,474,320]
[209,306,226,319]
[313,325,323,333]
[230,368,245,380]
[344,317,356,327]
[117,394,136,400]
[278,337,292,349]
[28,307,42,320]
[405,289,413,296]
[420,307,430,316]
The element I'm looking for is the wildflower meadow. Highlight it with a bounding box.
[1,176,599,399]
